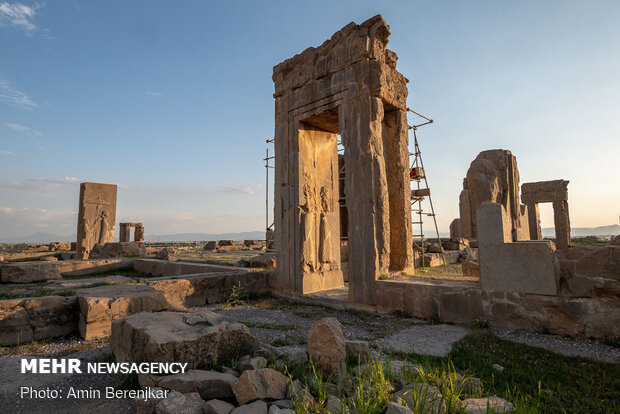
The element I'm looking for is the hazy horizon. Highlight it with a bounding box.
[1,1,619,239]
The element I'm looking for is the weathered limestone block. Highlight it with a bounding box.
[203,399,235,414]
[460,396,515,413]
[231,400,268,414]
[89,241,146,258]
[155,390,204,414]
[147,271,271,308]
[248,253,276,269]
[231,368,289,405]
[204,241,219,251]
[345,340,373,362]
[0,261,62,283]
[459,150,528,241]
[375,279,483,325]
[462,259,480,278]
[111,309,260,369]
[482,291,620,338]
[0,296,78,345]
[557,246,620,297]
[76,182,117,260]
[49,241,71,251]
[157,370,237,400]
[478,202,558,295]
[308,318,346,377]
[386,401,414,414]
[156,247,178,262]
[77,284,170,339]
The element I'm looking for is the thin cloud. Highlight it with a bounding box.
[4,122,43,136]
[5,176,83,191]
[0,79,38,109]
[0,2,39,33]
[220,185,255,195]
[0,150,15,155]
[146,91,162,97]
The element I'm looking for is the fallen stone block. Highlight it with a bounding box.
[0,261,62,283]
[111,309,259,369]
[203,399,235,414]
[308,318,346,377]
[459,396,515,413]
[231,400,268,414]
[462,259,480,278]
[231,368,289,405]
[248,253,276,269]
[156,247,178,262]
[157,370,237,400]
[77,284,170,339]
[155,390,204,414]
[204,241,219,251]
[345,340,373,363]
[386,401,413,414]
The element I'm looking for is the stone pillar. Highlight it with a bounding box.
[553,199,570,249]
[458,186,472,238]
[526,202,542,240]
[134,223,145,242]
[119,223,131,243]
[449,219,461,238]
[76,182,117,260]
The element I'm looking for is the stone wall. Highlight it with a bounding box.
[0,296,77,345]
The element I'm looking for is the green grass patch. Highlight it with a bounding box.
[388,331,620,413]
[0,287,76,300]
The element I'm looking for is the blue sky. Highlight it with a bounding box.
[1,1,619,239]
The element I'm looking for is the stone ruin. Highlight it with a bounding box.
[450,149,571,248]
[521,179,570,249]
[119,222,145,242]
[267,18,617,339]
[272,15,413,304]
[76,182,118,259]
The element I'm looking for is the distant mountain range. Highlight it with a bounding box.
[2,226,618,244]
[0,231,266,244]
[542,224,620,238]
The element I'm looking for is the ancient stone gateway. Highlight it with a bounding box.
[119,222,145,242]
[272,15,413,304]
[521,180,570,249]
[76,182,117,260]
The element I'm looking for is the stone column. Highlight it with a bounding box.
[553,199,570,249]
[526,202,542,240]
[342,95,390,305]
[119,223,131,242]
[134,224,145,242]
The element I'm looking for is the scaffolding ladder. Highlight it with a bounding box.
[264,139,275,251]
[408,108,446,267]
